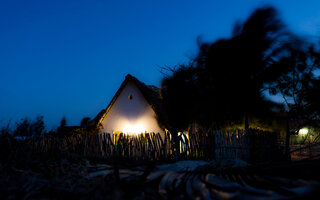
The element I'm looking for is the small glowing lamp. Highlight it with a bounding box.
[298,128,308,136]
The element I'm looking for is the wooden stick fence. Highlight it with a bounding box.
[26,129,284,162]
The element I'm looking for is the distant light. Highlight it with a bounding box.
[298,128,308,136]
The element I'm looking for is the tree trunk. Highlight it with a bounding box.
[285,115,291,161]
[245,114,250,131]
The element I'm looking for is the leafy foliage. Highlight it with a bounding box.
[267,43,320,127]
[13,116,45,138]
[160,66,199,132]
[160,6,290,132]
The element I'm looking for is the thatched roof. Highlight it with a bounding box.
[91,74,162,127]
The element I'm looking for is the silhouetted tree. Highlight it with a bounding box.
[160,65,199,133]
[80,117,91,128]
[269,44,320,119]
[305,77,320,120]
[299,45,320,120]
[13,116,45,137]
[200,7,294,129]
[267,43,320,156]
[161,6,289,132]
[14,118,31,137]
[32,116,45,136]
[60,116,67,127]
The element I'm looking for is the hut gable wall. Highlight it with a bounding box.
[100,80,163,135]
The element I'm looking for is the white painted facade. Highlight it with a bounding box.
[100,80,164,138]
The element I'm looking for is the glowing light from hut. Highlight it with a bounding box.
[123,122,145,135]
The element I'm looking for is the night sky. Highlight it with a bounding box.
[1,0,320,130]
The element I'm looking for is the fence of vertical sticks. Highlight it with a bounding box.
[29,129,283,162]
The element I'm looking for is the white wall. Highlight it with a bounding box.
[100,81,164,138]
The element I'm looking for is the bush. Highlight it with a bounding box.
[13,116,45,138]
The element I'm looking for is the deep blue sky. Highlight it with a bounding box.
[1,0,320,129]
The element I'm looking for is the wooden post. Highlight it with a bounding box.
[285,116,291,161]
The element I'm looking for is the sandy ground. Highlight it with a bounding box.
[1,141,320,199]
[1,157,320,199]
